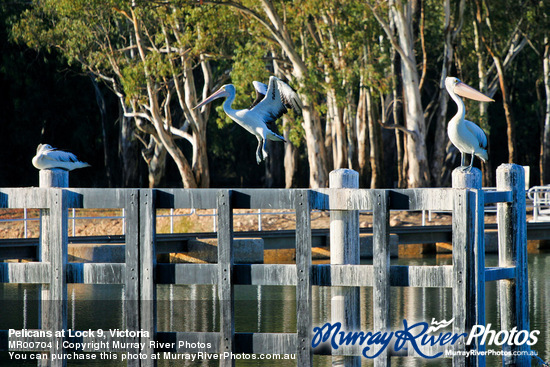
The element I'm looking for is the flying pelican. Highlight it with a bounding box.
[194,76,302,164]
[445,77,494,168]
[32,144,91,171]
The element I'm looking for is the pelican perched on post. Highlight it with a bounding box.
[445,77,494,168]
[194,76,302,164]
[32,144,90,171]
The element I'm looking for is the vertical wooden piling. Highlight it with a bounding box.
[496,164,529,366]
[125,189,141,367]
[295,190,312,366]
[451,167,482,367]
[372,190,390,367]
[39,168,69,367]
[217,190,235,367]
[329,169,360,366]
[140,189,156,367]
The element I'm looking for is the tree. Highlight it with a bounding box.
[14,0,239,188]
[368,0,430,187]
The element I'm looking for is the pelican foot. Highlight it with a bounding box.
[256,154,262,165]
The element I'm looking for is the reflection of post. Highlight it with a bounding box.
[497,164,529,366]
[39,168,69,367]
[330,169,360,366]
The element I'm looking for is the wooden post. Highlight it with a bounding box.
[123,189,141,367]
[451,167,482,367]
[140,189,156,366]
[217,190,235,367]
[39,168,69,367]
[295,189,312,366]
[372,190,390,367]
[329,169,360,366]
[496,164,529,366]
[40,169,69,189]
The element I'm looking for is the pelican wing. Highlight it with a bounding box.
[465,120,487,149]
[252,77,303,124]
[249,81,268,110]
[41,148,83,163]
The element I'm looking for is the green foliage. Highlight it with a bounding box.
[4,0,550,187]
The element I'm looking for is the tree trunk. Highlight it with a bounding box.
[301,100,329,187]
[473,18,493,186]
[356,75,371,188]
[431,0,464,186]
[386,1,430,187]
[327,88,347,169]
[367,87,384,188]
[119,111,141,187]
[542,39,550,184]
[346,87,359,171]
[282,116,299,188]
[260,0,329,187]
[369,2,428,187]
[183,56,211,188]
[493,56,517,163]
[144,137,167,188]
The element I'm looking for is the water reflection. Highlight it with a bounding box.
[0,253,549,366]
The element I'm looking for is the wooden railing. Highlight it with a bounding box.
[0,164,530,366]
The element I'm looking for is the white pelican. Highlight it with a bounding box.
[194,76,302,164]
[445,77,494,168]
[32,144,90,171]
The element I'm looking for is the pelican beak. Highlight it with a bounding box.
[454,82,494,102]
[193,88,228,110]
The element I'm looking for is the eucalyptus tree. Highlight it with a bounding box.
[14,0,237,188]
[201,0,332,188]
[368,0,431,187]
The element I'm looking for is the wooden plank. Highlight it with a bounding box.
[217,190,235,366]
[66,263,125,284]
[154,189,296,210]
[0,262,50,283]
[0,188,50,208]
[485,267,515,281]
[295,190,312,366]
[312,265,453,287]
[233,264,297,285]
[389,188,455,211]
[156,263,218,285]
[484,190,512,204]
[497,164,530,366]
[123,189,140,367]
[140,189,157,367]
[64,188,129,209]
[372,190,390,367]
[309,188,454,211]
[313,264,372,287]
[390,265,454,288]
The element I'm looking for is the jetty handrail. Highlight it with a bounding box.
[0,164,531,367]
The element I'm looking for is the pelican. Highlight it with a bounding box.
[194,76,302,164]
[32,144,90,171]
[445,77,494,168]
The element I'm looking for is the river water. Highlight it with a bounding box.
[1,253,549,366]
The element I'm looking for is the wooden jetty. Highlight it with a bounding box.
[0,164,531,366]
